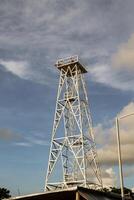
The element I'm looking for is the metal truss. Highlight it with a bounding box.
[45,56,103,191]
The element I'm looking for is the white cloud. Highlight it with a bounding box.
[92,102,134,187]
[89,64,134,91]
[0,59,54,85]
[112,34,134,71]
[83,165,116,187]
[102,168,116,187]
[88,33,134,92]
[0,60,30,79]
[95,102,134,165]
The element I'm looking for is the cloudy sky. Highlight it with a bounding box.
[0,0,134,196]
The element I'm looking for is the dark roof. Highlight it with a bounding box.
[10,188,76,200]
[10,187,132,200]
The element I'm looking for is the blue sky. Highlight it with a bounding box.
[0,0,134,196]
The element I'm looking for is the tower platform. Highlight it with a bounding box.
[55,55,87,76]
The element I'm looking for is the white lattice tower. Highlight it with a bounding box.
[45,56,102,191]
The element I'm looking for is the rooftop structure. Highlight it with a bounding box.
[10,187,125,200]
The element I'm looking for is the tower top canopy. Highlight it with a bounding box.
[55,55,87,74]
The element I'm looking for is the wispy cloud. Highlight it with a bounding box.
[14,133,49,147]
[89,64,134,91]
[0,60,30,79]
[25,135,49,146]
[0,127,49,147]
[0,1,134,89]
[14,142,32,147]
[0,59,55,85]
